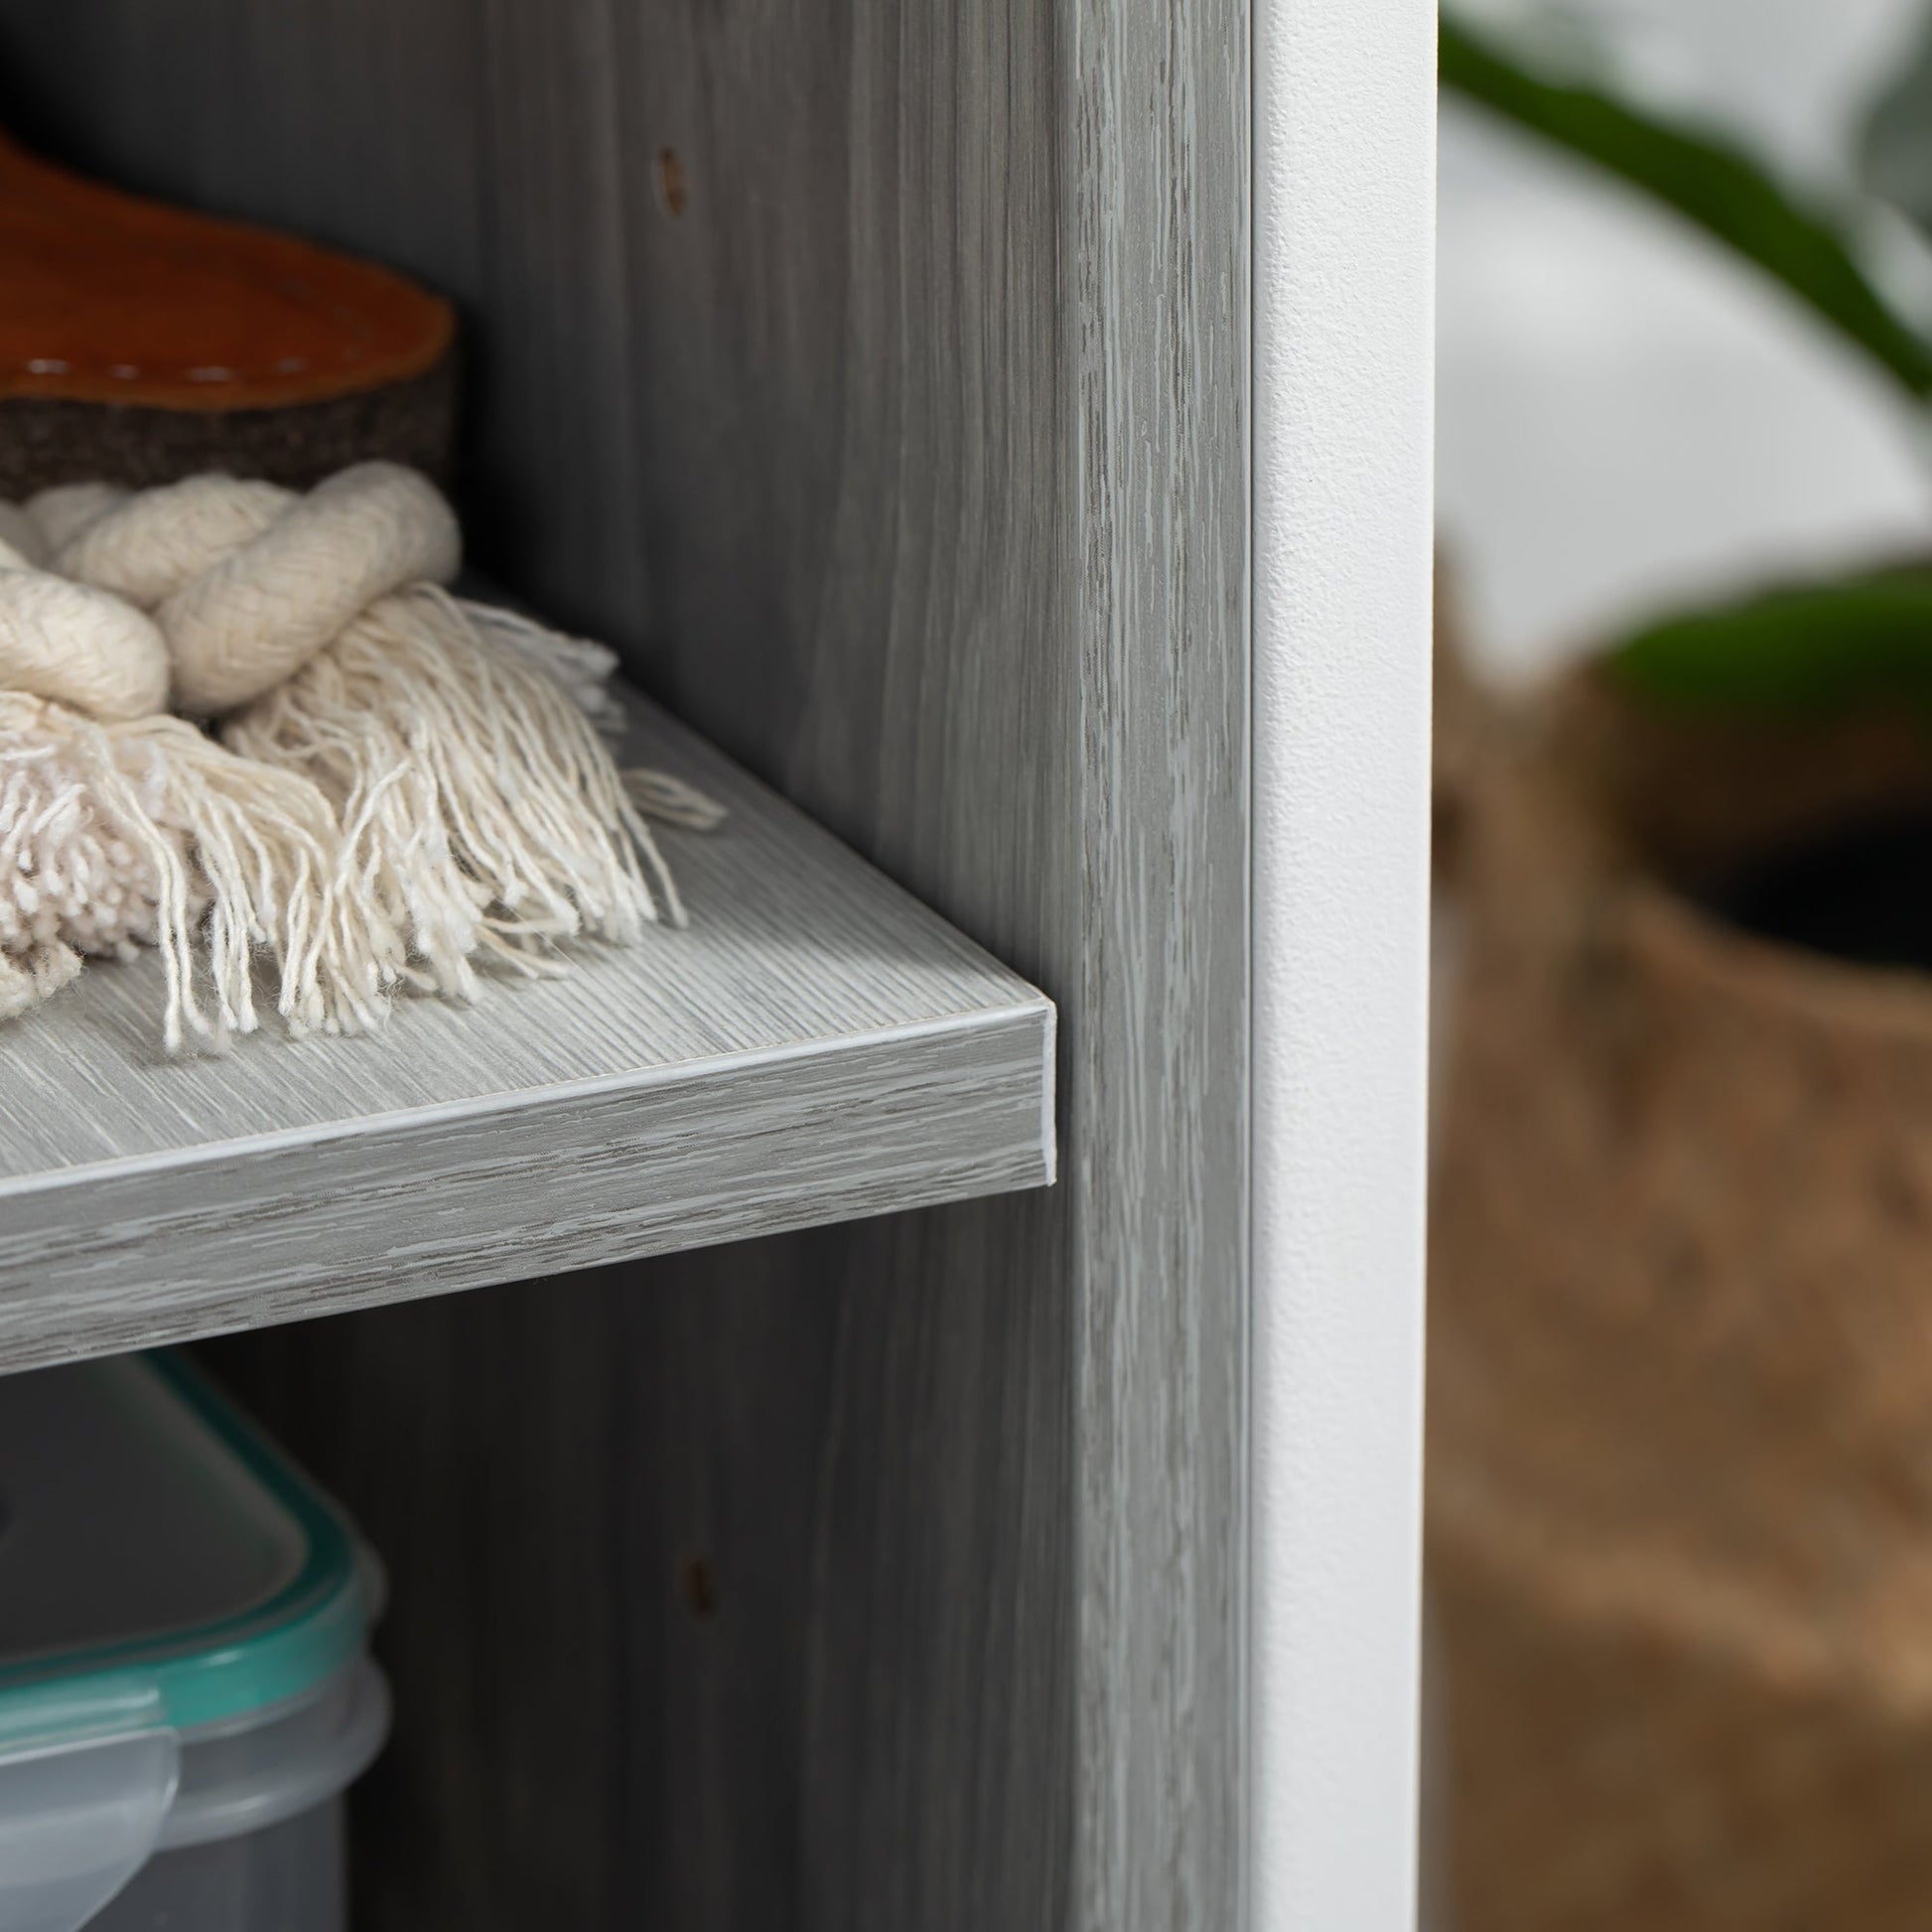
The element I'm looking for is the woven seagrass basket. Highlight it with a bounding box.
[1431,662,1932,1931]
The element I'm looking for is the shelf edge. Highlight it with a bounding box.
[0,1002,1054,1374]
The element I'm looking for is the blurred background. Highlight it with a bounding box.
[1442,0,1932,680]
[1431,3,1932,1927]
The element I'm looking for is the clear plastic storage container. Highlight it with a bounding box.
[0,1352,388,1932]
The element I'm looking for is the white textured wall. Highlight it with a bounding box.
[1252,1,1437,1926]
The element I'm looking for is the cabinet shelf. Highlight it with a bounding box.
[0,687,1055,1372]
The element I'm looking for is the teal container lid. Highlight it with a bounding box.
[0,1351,370,1753]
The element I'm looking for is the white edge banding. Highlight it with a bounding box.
[1252,3,1436,1930]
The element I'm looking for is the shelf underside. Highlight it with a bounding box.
[0,687,1054,1372]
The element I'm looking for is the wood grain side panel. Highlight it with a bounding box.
[1073,0,1252,1925]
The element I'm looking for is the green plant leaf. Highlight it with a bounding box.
[1442,9,1932,398]
[1609,568,1932,715]
[1859,3,1932,242]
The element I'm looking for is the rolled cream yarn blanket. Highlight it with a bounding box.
[0,463,694,1048]
[0,499,356,1045]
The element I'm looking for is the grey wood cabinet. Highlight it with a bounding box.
[0,1,1436,1926]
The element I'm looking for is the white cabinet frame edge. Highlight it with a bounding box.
[1252,3,1437,1927]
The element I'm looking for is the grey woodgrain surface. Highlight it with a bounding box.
[1072,1,1252,1926]
[2,1020,1048,1369]
[0,691,1052,1368]
[0,3,1248,1927]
